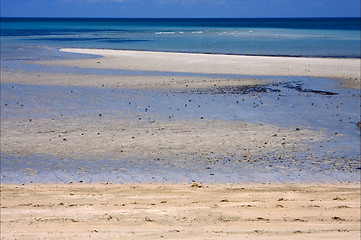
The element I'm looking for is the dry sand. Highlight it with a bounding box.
[1,183,360,240]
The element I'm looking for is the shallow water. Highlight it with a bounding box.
[1,74,360,183]
[1,152,359,184]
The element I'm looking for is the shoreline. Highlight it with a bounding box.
[1,19,360,238]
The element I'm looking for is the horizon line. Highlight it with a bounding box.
[1,16,360,19]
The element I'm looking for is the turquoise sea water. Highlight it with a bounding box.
[1,18,360,59]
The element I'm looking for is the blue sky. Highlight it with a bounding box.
[1,0,360,18]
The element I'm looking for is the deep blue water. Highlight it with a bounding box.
[1,17,360,59]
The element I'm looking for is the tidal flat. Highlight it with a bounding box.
[1,51,360,183]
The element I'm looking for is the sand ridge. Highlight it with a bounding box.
[42,48,361,87]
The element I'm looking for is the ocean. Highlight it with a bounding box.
[1,17,360,61]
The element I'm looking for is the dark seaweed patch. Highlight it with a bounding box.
[284,82,338,95]
[302,89,338,95]
[190,84,281,95]
[186,81,338,96]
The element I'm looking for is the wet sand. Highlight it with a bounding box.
[1,49,360,239]
[1,71,360,183]
[1,183,360,240]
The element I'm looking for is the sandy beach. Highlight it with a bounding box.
[1,49,360,239]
